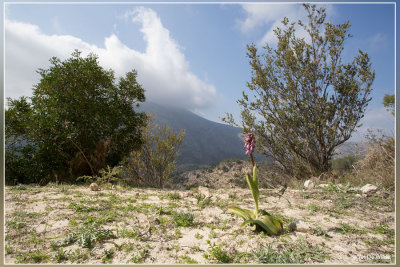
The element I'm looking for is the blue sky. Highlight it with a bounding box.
[4,1,396,141]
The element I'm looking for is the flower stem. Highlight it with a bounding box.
[250,153,255,168]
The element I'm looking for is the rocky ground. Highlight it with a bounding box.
[4,180,395,264]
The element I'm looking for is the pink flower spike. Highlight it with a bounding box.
[244,133,256,155]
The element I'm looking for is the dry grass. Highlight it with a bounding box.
[339,136,394,191]
[4,183,395,264]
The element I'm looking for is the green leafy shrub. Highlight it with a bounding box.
[5,50,146,184]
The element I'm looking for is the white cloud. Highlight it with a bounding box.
[5,7,216,111]
[239,4,300,33]
[238,3,335,47]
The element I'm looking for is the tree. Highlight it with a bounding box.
[6,50,147,184]
[122,115,185,188]
[382,94,394,116]
[224,4,374,178]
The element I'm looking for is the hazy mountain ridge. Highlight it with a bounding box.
[138,102,367,168]
[139,102,245,166]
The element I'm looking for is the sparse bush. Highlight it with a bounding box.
[341,130,394,190]
[77,165,123,186]
[122,116,185,188]
[224,4,375,179]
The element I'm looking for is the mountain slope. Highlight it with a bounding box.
[139,102,245,166]
[137,102,367,169]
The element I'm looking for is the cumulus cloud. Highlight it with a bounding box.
[5,7,216,110]
[238,3,335,47]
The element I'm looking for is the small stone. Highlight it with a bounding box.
[89,183,99,191]
[304,180,314,189]
[360,184,378,194]
[318,184,329,189]
[288,221,297,231]
[355,194,362,198]
[197,186,211,197]
[296,220,311,232]
[333,245,347,252]
[288,220,310,232]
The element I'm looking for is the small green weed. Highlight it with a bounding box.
[370,223,394,238]
[229,192,237,199]
[203,240,233,263]
[59,216,115,248]
[167,192,181,200]
[6,217,26,229]
[116,226,139,238]
[199,197,212,208]
[128,249,149,263]
[102,248,115,263]
[5,245,14,255]
[335,222,367,235]
[252,239,329,263]
[67,248,89,263]
[195,193,206,203]
[307,203,323,213]
[172,212,195,227]
[16,251,50,263]
[179,255,199,264]
[54,248,69,263]
[209,229,218,239]
[195,232,204,239]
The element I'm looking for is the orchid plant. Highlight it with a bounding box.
[228,133,283,235]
